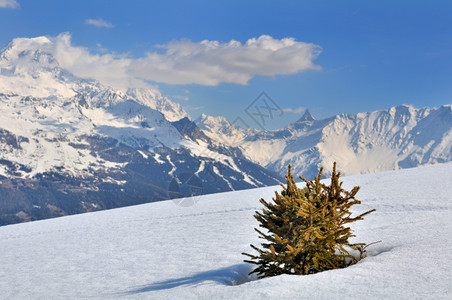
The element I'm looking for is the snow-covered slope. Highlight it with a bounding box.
[0,91,185,177]
[1,162,451,299]
[198,106,452,177]
[0,36,281,225]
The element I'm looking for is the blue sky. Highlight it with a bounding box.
[1,0,451,129]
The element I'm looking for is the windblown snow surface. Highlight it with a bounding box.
[1,163,451,299]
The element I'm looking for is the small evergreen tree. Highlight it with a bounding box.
[243,163,375,278]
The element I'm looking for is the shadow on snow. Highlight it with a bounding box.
[125,263,256,294]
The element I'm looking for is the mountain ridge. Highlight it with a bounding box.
[197,104,452,177]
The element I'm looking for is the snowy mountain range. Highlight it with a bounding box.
[0,36,280,225]
[197,105,452,177]
[0,35,451,225]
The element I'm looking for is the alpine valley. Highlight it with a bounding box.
[1,36,451,225]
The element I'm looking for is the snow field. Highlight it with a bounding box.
[0,163,451,299]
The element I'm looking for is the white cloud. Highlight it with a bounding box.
[282,106,306,114]
[47,33,139,89]
[0,0,19,8]
[14,33,321,90]
[131,35,322,85]
[85,18,114,28]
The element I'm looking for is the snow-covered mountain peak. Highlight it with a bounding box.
[0,37,80,98]
[126,88,189,122]
[196,114,259,147]
[0,36,52,61]
[0,36,60,74]
[196,114,258,135]
[296,109,315,123]
[197,113,231,129]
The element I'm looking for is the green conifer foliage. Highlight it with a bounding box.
[243,163,375,278]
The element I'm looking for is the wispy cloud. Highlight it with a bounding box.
[282,106,306,114]
[0,0,19,8]
[14,33,321,90]
[85,18,114,28]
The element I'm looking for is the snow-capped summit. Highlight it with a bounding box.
[296,109,315,123]
[196,114,257,147]
[0,36,53,61]
[126,88,189,122]
[0,37,80,98]
[197,114,231,130]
